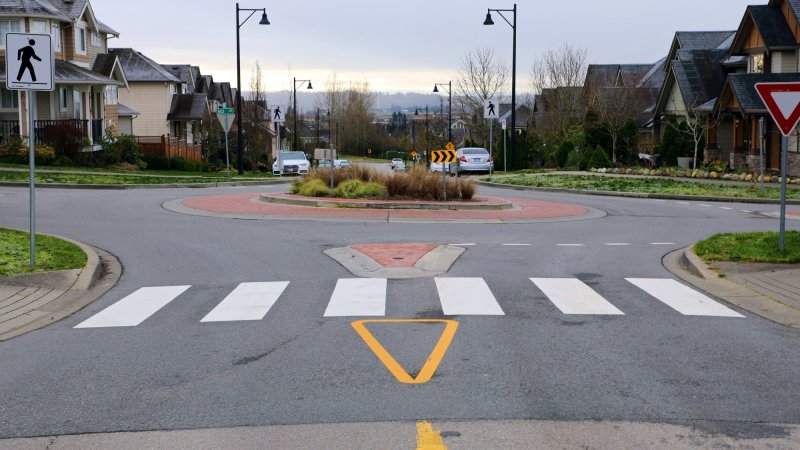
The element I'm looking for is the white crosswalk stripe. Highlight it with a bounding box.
[435,277,505,316]
[73,276,749,328]
[323,278,387,317]
[530,278,625,315]
[75,285,190,328]
[626,278,745,317]
[200,282,289,322]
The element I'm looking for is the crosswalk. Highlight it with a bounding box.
[73,277,745,329]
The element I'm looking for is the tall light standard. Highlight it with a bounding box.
[236,3,270,175]
[412,108,418,166]
[433,82,452,143]
[293,77,313,151]
[484,4,516,170]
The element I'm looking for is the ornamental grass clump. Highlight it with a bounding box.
[292,178,331,197]
[333,179,386,198]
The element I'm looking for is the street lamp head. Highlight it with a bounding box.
[433,85,439,93]
[483,11,495,25]
[307,81,313,90]
[415,108,419,116]
[259,11,270,25]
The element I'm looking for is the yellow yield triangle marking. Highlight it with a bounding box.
[352,319,459,385]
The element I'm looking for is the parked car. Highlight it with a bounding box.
[430,162,453,173]
[454,147,493,174]
[391,158,404,169]
[334,159,351,168]
[273,151,310,176]
[393,160,407,171]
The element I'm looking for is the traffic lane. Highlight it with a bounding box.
[1,271,798,437]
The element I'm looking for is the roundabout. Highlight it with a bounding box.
[164,191,606,224]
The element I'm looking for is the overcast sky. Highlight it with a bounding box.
[92,0,765,93]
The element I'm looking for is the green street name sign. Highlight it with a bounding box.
[217,107,235,115]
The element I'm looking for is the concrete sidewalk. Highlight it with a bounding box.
[664,247,800,328]
[0,238,120,341]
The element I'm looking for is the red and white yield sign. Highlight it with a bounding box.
[755,82,800,137]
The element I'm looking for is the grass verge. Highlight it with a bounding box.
[0,228,87,276]
[489,174,800,199]
[695,231,800,264]
[0,171,272,185]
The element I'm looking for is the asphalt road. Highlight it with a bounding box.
[0,182,799,445]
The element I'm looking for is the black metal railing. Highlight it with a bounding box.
[33,119,89,146]
[0,120,20,145]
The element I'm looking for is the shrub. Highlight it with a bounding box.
[556,141,574,168]
[297,178,331,197]
[581,145,612,171]
[16,144,56,164]
[141,155,170,170]
[42,122,88,159]
[333,179,385,198]
[0,135,25,158]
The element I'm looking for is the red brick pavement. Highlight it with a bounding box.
[180,193,592,222]
[351,243,438,268]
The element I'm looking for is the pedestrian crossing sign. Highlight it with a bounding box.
[484,98,498,119]
[5,33,54,91]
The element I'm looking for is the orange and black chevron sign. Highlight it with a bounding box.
[431,149,456,163]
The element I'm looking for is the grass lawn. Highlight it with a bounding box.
[0,162,274,180]
[0,228,87,276]
[695,231,800,264]
[489,174,800,200]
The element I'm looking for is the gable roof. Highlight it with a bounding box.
[619,65,652,87]
[109,48,181,83]
[0,0,70,20]
[161,64,193,87]
[731,5,797,54]
[92,53,128,88]
[167,94,208,121]
[720,73,800,113]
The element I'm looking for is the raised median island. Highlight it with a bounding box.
[259,192,513,210]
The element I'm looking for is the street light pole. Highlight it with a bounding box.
[433,82,452,143]
[484,4,516,170]
[236,3,270,175]
[293,77,313,152]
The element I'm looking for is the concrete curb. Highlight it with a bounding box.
[663,247,800,328]
[259,193,513,210]
[323,245,466,278]
[477,180,800,205]
[0,234,121,341]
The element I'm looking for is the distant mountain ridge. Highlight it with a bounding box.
[262,91,444,113]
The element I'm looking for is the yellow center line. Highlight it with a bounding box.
[416,421,447,450]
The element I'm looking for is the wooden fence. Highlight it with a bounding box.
[137,135,202,162]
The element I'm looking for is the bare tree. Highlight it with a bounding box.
[242,61,270,169]
[589,86,649,163]
[319,76,376,155]
[454,48,508,144]
[671,98,717,170]
[529,43,588,143]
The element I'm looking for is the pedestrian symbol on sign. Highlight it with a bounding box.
[484,98,499,119]
[16,39,42,82]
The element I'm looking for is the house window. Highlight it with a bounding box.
[30,19,47,34]
[0,87,19,110]
[59,87,68,111]
[0,20,22,47]
[105,86,118,105]
[51,22,61,51]
[76,26,87,54]
[91,31,101,47]
[73,91,82,118]
[749,54,765,73]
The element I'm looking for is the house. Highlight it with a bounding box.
[0,0,127,148]
[109,48,182,139]
[162,63,208,144]
[712,0,800,176]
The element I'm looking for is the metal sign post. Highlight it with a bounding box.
[6,33,54,267]
[755,82,800,253]
[759,117,765,196]
[501,119,507,172]
[272,106,286,175]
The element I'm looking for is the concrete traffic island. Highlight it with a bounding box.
[259,192,513,210]
[170,191,606,223]
[324,243,465,278]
